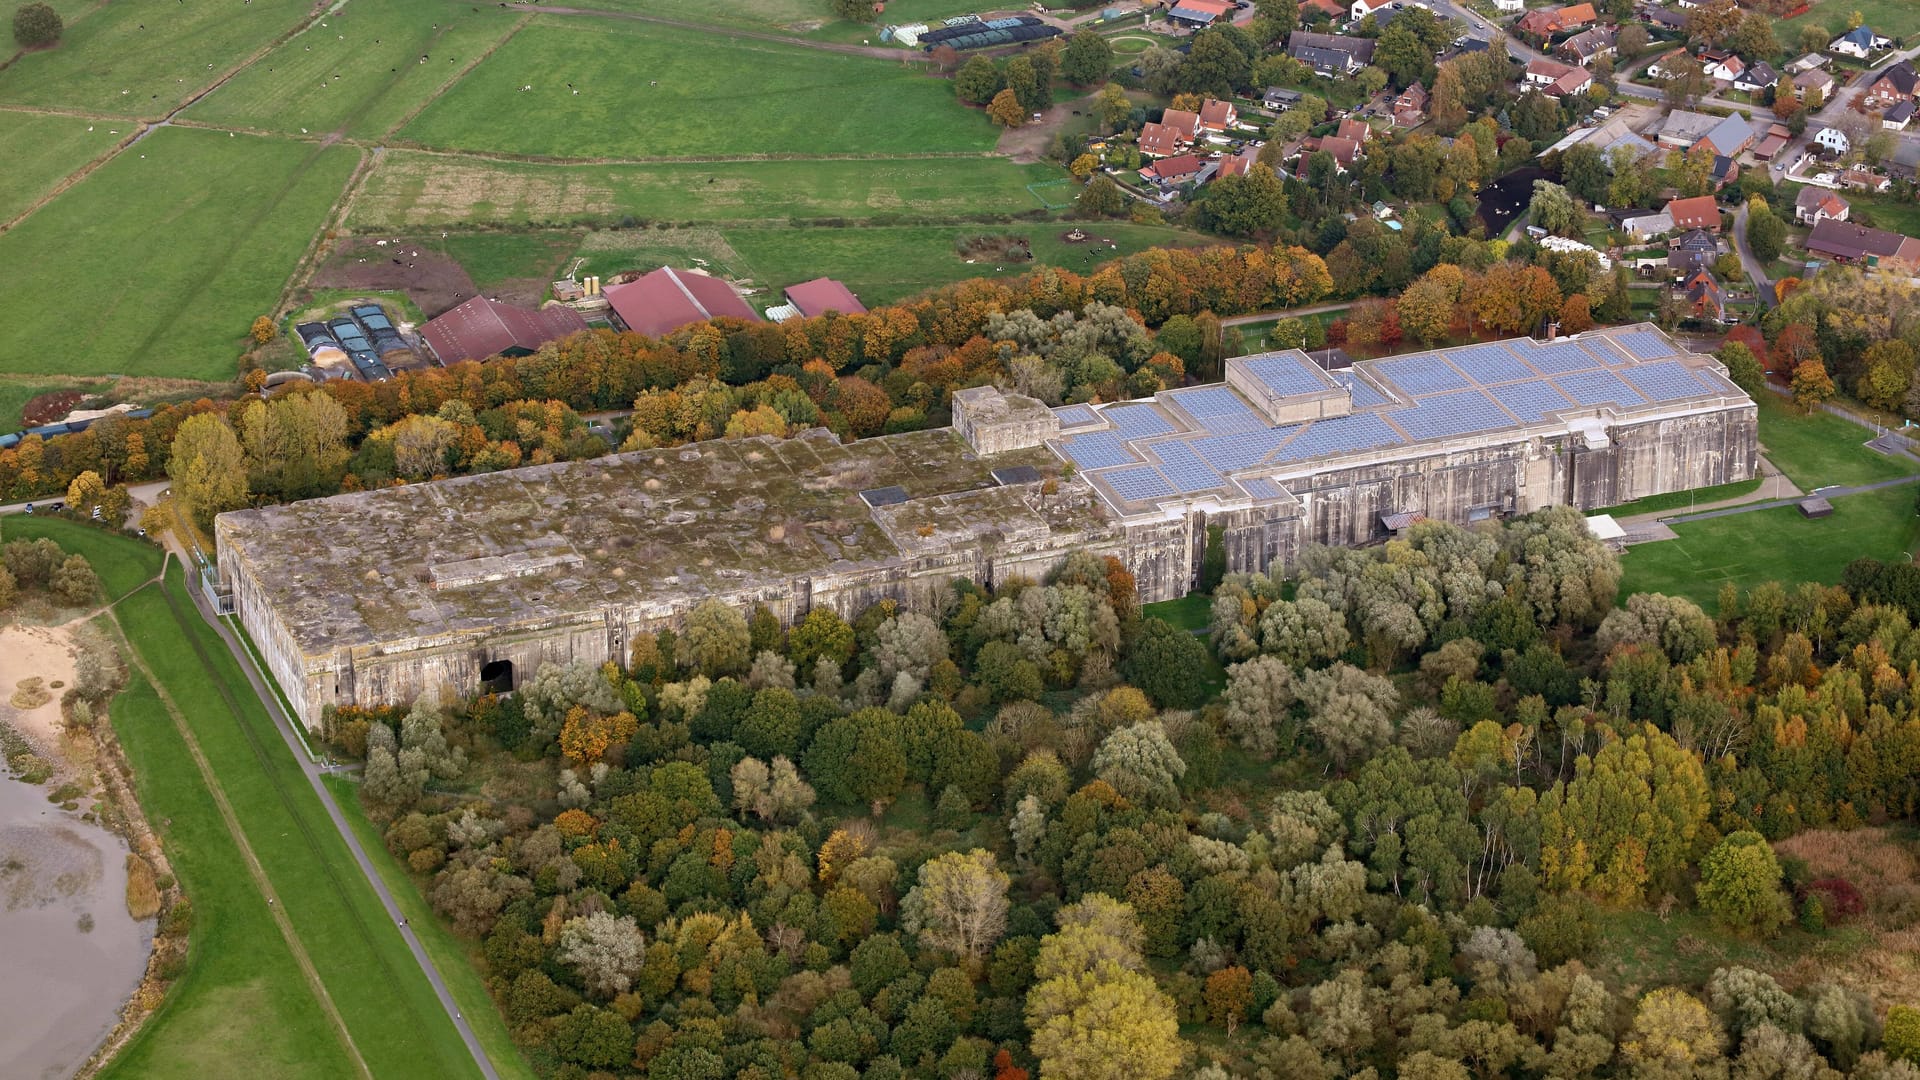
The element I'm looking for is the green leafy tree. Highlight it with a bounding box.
[167,413,251,531]
[1746,200,1787,264]
[1077,174,1127,219]
[1697,831,1790,936]
[1061,29,1114,85]
[1715,342,1766,397]
[1121,619,1212,709]
[1529,179,1579,237]
[955,56,1001,104]
[1092,721,1187,808]
[1886,1005,1920,1064]
[12,1,60,46]
[1202,164,1288,237]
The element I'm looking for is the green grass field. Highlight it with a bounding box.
[101,566,504,1078]
[1782,0,1920,39]
[398,17,999,158]
[0,0,309,116]
[0,516,161,599]
[435,231,578,291]
[1620,484,1920,606]
[0,128,357,379]
[102,667,363,1080]
[0,110,123,223]
[1757,392,1920,490]
[185,0,524,139]
[348,152,1063,229]
[1595,477,1765,518]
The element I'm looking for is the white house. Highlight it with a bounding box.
[1830,25,1890,59]
[1885,101,1916,131]
[1351,0,1393,20]
[1814,126,1851,155]
[1492,0,1523,9]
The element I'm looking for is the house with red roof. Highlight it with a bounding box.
[1138,121,1184,158]
[1142,154,1208,185]
[603,267,759,338]
[1391,81,1428,126]
[1350,0,1392,20]
[1666,195,1722,233]
[1336,116,1371,145]
[1516,2,1595,36]
[419,296,589,365]
[1160,108,1202,140]
[1198,98,1238,133]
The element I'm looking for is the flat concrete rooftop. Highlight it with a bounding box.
[1051,324,1750,517]
[216,428,1091,655]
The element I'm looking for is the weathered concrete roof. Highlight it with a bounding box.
[216,428,1094,655]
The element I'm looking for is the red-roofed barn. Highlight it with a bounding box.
[604,267,760,338]
[785,277,867,318]
[419,296,589,365]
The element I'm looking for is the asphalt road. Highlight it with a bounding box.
[1730,200,1777,308]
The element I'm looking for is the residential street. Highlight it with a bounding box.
[1730,200,1776,308]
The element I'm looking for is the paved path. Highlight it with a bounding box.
[1659,473,1920,524]
[1730,201,1777,308]
[1615,455,1801,529]
[1220,301,1353,327]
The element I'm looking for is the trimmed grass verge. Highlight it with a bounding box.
[1594,476,1764,518]
[103,568,494,1078]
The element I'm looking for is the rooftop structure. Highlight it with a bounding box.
[219,325,1756,729]
[783,277,867,319]
[604,267,760,338]
[1805,218,1920,267]
[419,296,589,365]
[1046,324,1752,524]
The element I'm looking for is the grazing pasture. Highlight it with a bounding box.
[0,128,357,379]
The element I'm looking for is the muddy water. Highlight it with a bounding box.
[0,772,152,1079]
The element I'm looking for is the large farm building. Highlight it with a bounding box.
[217,324,1756,729]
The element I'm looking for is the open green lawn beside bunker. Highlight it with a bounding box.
[396,16,1000,159]
[0,128,357,380]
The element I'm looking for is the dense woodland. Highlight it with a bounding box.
[317,512,1920,1079]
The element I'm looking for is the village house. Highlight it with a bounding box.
[1681,268,1728,323]
[1392,81,1428,126]
[1794,187,1850,225]
[1813,126,1850,155]
[1197,98,1238,133]
[1263,86,1303,111]
[1699,49,1745,83]
[1138,121,1185,157]
[1806,218,1920,267]
[1668,227,1721,273]
[1167,0,1235,28]
[1287,31,1375,75]
[1645,6,1687,31]
[1886,101,1916,131]
[1841,168,1891,193]
[1646,49,1690,80]
[1336,116,1372,146]
[1559,26,1616,65]
[1830,25,1889,60]
[1351,0,1393,20]
[1864,60,1919,109]
[1732,62,1777,94]
[1141,153,1209,185]
[1517,2,1596,37]
[1666,194,1723,233]
[1524,58,1593,97]
[1794,68,1836,103]
[1694,114,1756,159]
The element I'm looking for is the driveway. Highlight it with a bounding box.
[1730,201,1777,307]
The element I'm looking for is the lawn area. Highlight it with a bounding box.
[0,110,122,224]
[1756,391,1920,490]
[104,567,498,1078]
[1619,483,1920,605]
[101,668,361,1080]
[185,0,523,139]
[1781,0,1920,39]
[1839,191,1920,238]
[398,17,1000,158]
[0,516,161,600]
[0,375,111,433]
[0,0,310,116]
[321,776,537,1080]
[347,152,1063,229]
[566,221,1217,307]
[1142,593,1212,632]
[0,128,357,379]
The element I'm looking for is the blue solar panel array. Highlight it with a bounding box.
[1169,386,1267,434]
[1271,413,1403,463]
[1621,361,1709,402]
[1241,476,1285,500]
[1378,354,1470,394]
[1488,380,1574,422]
[1332,372,1394,408]
[1104,404,1176,439]
[1389,390,1514,440]
[1102,465,1175,502]
[1615,330,1677,361]
[1448,343,1535,385]
[1553,370,1645,408]
[1509,339,1600,376]
[1579,341,1633,368]
[1240,352,1335,398]
[1189,428,1295,471]
[1054,404,1099,428]
[1061,431,1138,470]
[1154,441,1228,493]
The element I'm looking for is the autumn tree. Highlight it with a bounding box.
[1791,360,1836,411]
[901,849,1010,962]
[1095,81,1131,130]
[1622,988,1726,1078]
[1092,721,1187,807]
[1205,966,1254,1035]
[557,912,646,998]
[683,598,752,677]
[1026,896,1184,1080]
[167,413,250,530]
[250,315,277,344]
